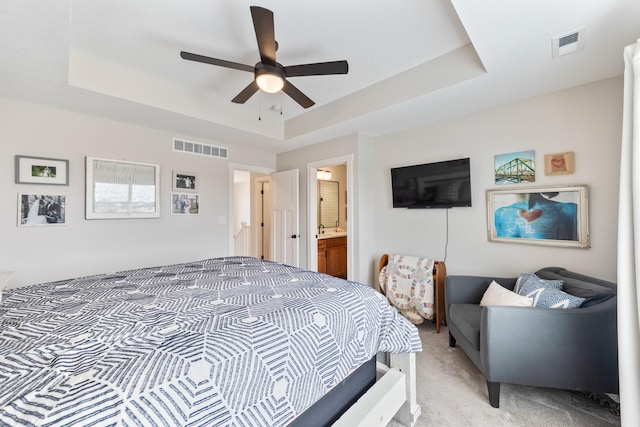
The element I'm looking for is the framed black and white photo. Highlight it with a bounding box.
[172,171,198,192]
[171,193,200,215]
[487,185,589,248]
[86,157,160,219]
[15,155,69,185]
[18,193,67,226]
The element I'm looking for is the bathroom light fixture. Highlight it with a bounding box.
[255,66,285,93]
[317,169,332,180]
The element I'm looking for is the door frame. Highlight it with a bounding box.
[228,163,276,256]
[307,154,354,278]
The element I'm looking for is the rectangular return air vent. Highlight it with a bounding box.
[173,137,228,159]
[552,28,585,59]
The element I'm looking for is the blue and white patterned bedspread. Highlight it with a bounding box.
[0,257,422,426]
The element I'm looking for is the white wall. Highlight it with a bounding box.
[2,76,622,289]
[233,172,251,235]
[1,97,276,288]
[371,77,623,282]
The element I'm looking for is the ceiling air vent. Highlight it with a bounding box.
[552,28,585,59]
[173,138,228,160]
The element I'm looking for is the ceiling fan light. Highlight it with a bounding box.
[256,73,284,93]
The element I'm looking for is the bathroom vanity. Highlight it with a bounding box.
[317,234,347,279]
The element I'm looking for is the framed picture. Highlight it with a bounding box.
[172,171,197,192]
[494,150,535,184]
[18,193,67,226]
[15,155,69,185]
[486,185,589,248]
[544,151,575,175]
[86,157,160,219]
[171,193,200,215]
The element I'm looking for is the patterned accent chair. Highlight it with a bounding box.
[445,267,618,408]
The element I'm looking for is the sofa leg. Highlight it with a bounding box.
[487,381,500,408]
[448,332,456,347]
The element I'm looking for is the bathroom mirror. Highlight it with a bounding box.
[318,180,339,230]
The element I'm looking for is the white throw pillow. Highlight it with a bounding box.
[480,280,534,307]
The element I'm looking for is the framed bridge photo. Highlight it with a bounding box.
[494,150,535,184]
[486,185,589,248]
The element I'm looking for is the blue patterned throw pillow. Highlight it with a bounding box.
[514,273,536,294]
[521,286,586,309]
[517,273,584,308]
[518,274,563,294]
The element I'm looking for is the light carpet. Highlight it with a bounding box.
[388,322,620,427]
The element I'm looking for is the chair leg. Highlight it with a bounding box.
[448,332,456,347]
[487,381,500,408]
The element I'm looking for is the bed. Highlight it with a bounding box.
[0,256,422,426]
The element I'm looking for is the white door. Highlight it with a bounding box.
[270,169,299,266]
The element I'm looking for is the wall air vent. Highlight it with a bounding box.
[552,28,585,59]
[173,138,228,160]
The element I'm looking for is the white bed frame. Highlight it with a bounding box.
[332,352,420,427]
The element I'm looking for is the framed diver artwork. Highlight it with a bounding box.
[486,185,589,248]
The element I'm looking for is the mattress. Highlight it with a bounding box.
[0,256,422,426]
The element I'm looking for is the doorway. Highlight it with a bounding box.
[307,154,354,279]
[229,164,274,259]
[229,164,300,267]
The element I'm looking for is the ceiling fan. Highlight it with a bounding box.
[180,6,349,109]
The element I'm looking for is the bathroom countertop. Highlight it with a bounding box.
[317,231,347,239]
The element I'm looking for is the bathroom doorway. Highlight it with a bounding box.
[307,155,354,279]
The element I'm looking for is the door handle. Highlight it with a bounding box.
[291,234,300,239]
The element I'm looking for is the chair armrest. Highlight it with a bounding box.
[480,301,618,391]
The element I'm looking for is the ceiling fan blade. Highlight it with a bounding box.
[283,60,349,77]
[250,6,277,65]
[180,51,254,73]
[231,81,260,104]
[282,80,315,109]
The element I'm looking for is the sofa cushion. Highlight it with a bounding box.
[480,281,533,307]
[449,304,482,350]
[536,267,615,307]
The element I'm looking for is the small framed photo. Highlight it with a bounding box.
[18,193,67,226]
[544,152,575,175]
[15,155,69,185]
[486,185,589,248]
[173,171,197,192]
[171,193,200,215]
[494,150,535,184]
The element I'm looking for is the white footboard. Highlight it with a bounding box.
[332,352,420,427]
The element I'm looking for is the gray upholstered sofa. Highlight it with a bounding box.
[445,267,618,408]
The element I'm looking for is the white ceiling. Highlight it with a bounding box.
[2,0,639,154]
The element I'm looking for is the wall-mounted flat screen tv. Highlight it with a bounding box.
[391,157,471,208]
